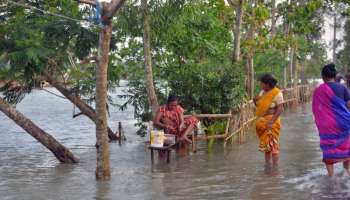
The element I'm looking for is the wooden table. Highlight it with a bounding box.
[148,143,176,164]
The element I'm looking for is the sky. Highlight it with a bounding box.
[222,0,342,60]
[323,14,345,60]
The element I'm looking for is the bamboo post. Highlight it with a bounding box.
[118,121,122,144]
[224,111,232,137]
[191,131,196,153]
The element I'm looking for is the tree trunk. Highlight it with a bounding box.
[95,21,113,181]
[45,75,118,141]
[283,66,287,88]
[289,47,295,87]
[283,0,291,88]
[232,0,244,63]
[246,55,254,98]
[0,97,78,163]
[245,1,256,98]
[293,50,298,87]
[300,62,306,84]
[270,0,277,38]
[141,0,159,116]
[333,13,337,63]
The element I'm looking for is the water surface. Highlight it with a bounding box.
[0,89,349,200]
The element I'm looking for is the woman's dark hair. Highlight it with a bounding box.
[322,63,337,79]
[167,93,177,104]
[259,74,278,88]
[335,73,343,82]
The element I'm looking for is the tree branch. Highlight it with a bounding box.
[227,0,236,8]
[73,112,84,118]
[78,56,97,65]
[105,0,126,19]
[76,0,96,6]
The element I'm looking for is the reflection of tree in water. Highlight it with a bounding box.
[95,181,111,200]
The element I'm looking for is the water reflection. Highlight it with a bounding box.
[95,181,111,200]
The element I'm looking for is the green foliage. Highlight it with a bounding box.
[119,0,245,115]
[0,0,121,106]
[0,0,334,137]
[206,121,226,135]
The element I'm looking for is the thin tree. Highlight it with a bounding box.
[78,0,126,180]
[244,0,257,98]
[141,0,159,116]
[270,0,277,38]
[228,0,244,63]
[333,8,338,63]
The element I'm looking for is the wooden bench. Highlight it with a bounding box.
[147,113,231,163]
[148,143,176,164]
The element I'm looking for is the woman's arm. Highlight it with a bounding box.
[153,110,169,129]
[343,86,350,109]
[179,113,185,130]
[267,104,283,130]
[253,96,260,106]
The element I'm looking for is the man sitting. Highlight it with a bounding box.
[153,94,198,144]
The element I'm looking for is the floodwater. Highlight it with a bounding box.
[1,87,350,200]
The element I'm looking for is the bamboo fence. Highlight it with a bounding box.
[188,84,316,144]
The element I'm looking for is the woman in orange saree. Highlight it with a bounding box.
[254,74,284,166]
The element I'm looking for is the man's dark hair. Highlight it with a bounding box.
[259,74,278,88]
[167,93,177,104]
[322,63,337,80]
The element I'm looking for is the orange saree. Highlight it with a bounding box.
[255,88,282,154]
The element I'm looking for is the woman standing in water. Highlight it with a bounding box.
[254,74,284,166]
[312,64,350,177]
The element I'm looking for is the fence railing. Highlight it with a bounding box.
[190,84,316,144]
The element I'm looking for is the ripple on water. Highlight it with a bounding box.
[286,166,350,199]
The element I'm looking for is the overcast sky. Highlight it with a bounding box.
[323,14,345,60]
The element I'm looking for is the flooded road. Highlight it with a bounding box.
[1,89,349,200]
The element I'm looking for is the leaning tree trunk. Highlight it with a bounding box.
[45,75,118,141]
[0,97,78,163]
[141,0,159,116]
[232,0,244,63]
